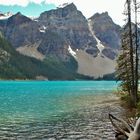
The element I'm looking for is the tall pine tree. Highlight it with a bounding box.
[116,0,139,106]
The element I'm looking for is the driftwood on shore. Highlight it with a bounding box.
[109,114,140,140]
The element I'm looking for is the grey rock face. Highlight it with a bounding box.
[0,3,99,60]
[89,12,121,49]
[85,48,99,57]
[102,48,117,60]
[5,13,42,48]
[38,3,98,52]
[6,12,31,26]
[89,12,121,59]
[37,30,69,60]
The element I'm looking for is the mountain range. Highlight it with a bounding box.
[0,3,121,80]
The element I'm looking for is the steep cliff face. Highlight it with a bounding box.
[0,3,99,61]
[38,3,98,57]
[89,12,121,60]
[37,30,69,60]
[73,12,121,78]
[4,12,42,49]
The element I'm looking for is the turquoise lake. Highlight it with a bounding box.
[0,81,120,139]
[0,81,119,122]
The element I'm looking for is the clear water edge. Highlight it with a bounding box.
[0,81,119,123]
[0,80,123,139]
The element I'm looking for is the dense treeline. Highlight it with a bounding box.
[0,35,89,80]
[116,0,140,106]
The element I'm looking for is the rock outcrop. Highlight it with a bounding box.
[4,12,42,49]
[38,3,98,57]
[89,12,121,60]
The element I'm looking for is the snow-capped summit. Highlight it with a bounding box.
[57,2,71,8]
[0,12,13,20]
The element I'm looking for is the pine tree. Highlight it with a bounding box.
[116,28,132,96]
[116,0,139,106]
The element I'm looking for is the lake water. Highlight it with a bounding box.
[0,81,121,139]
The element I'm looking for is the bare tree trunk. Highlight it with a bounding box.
[133,0,139,102]
[127,0,137,106]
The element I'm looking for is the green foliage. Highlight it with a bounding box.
[43,55,81,80]
[120,92,140,116]
[117,0,140,107]
[0,35,90,80]
[120,93,132,107]
[102,73,116,80]
[116,29,134,99]
[0,36,48,79]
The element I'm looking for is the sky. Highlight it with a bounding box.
[0,0,126,26]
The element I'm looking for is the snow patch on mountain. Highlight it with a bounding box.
[88,20,105,56]
[68,45,77,58]
[39,25,47,33]
[0,12,13,20]
[93,32,105,54]
[58,3,71,8]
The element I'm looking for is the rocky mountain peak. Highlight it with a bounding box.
[88,12,121,50]
[91,12,108,18]
[37,2,98,57]
[39,3,83,21]
[89,12,115,27]
[95,12,108,16]
[7,12,31,26]
[62,3,77,11]
[15,12,22,16]
[0,11,13,21]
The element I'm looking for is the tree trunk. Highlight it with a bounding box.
[134,0,139,102]
[127,0,137,106]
